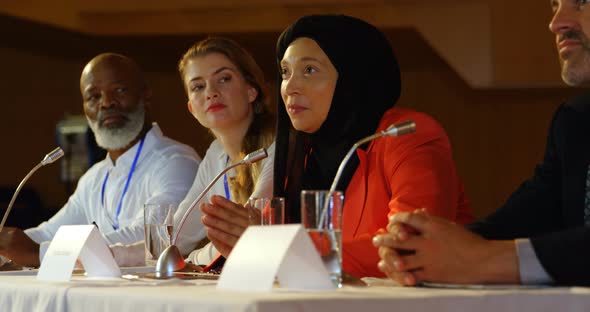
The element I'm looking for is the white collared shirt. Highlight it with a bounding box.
[25,123,201,250]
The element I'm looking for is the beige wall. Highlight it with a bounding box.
[0,6,580,220]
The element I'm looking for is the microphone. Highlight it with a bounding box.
[0,147,65,233]
[240,148,267,165]
[41,147,65,166]
[155,147,268,277]
[173,147,268,245]
[319,121,416,228]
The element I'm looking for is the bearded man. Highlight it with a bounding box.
[0,53,200,267]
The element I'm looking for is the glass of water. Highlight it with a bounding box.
[300,190,343,288]
[144,203,176,266]
[247,197,285,225]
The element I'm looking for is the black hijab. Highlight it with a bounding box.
[273,15,401,222]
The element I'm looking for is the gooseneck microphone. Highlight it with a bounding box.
[155,148,268,277]
[173,147,267,244]
[319,121,416,228]
[0,147,65,233]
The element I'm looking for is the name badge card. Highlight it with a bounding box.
[37,225,121,281]
[217,224,333,291]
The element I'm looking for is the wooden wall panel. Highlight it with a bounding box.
[0,14,582,222]
[490,0,562,87]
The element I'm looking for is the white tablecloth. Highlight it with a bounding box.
[1,270,590,312]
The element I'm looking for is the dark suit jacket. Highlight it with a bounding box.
[469,92,590,286]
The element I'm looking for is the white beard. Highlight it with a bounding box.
[87,102,146,151]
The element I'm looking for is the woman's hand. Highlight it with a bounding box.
[200,195,255,258]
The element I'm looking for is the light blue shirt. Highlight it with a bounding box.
[515,238,553,284]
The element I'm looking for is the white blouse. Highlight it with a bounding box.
[111,139,274,266]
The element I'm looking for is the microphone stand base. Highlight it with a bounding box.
[155,245,186,278]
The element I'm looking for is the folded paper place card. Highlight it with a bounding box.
[217,224,333,291]
[37,225,121,281]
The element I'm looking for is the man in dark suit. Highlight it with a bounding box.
[373,0,590,286]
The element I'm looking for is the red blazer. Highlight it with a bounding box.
[342,107,473,277]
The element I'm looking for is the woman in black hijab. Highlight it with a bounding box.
[275,15,473,278]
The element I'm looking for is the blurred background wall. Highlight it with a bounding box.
[0,0,581,225]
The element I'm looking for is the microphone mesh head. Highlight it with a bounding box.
[396,121,416,136]
[242,148,268,164]
[384,120,416,137]
[41,147,65,165]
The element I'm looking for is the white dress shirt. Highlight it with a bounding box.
[111,139,274,266]
[25,123,200,261]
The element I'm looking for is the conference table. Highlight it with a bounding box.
[1,269,590,312]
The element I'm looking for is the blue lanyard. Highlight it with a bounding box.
[101,135,146,230]
[223,155,231,200]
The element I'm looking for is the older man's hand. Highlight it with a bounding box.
[373,220,418,285]
[373,210,520,285]
[0,227,40,267]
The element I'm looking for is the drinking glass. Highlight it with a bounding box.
[247,197,285,225]
[300,190,343,288]
[144,203,176,266]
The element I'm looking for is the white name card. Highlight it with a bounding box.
[217,224,333,291]
[37,225,121,281]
